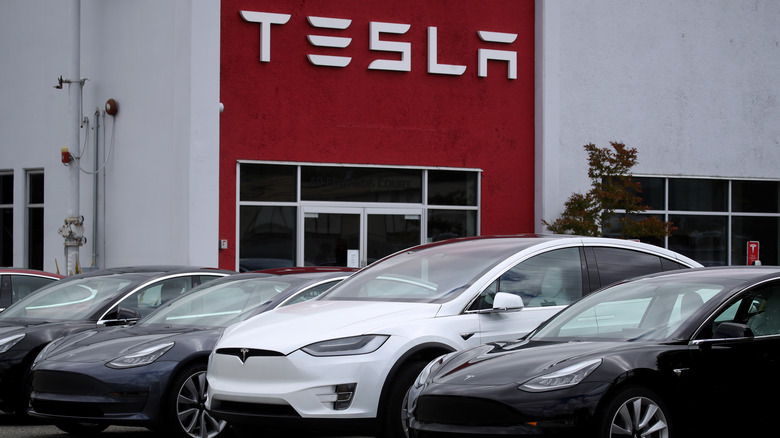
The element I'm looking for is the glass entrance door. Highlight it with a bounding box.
[302,207,422,267]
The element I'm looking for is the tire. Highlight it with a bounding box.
[598,386,672,438]
[378,361,428,438]
[55,422,109,436]
[165,363,227,438]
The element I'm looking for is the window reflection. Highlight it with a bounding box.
[239,206,297,272]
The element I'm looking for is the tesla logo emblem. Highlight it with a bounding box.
[240,348,249,364]
[464,375,475,381]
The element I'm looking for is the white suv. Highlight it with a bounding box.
[206,235,701,438]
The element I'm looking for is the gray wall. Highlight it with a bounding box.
[536,0,780,230]
[0,0,221,272]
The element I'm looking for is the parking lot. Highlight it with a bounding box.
[0,414,371,438]
[0,414,151,438]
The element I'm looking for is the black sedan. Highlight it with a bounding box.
[407,266,780,437]
[0,265,232,415]
[28,266,357,438]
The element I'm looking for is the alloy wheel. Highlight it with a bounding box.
[609,396,669,438]
[176,370,226,438]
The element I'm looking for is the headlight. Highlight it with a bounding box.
[519,358,602,392]
[301,335,389,357]
[0,333,25,354]
[107,342,174,369]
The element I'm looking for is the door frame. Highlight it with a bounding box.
[298,205,424,267]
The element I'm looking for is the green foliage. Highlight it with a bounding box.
[543,142,675,240]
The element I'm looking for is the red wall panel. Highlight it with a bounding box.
[219,0,535,268]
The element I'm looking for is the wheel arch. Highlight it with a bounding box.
[376,342,455,414]
[594,368,684,432]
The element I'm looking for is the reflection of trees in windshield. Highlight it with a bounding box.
[2,278,132,320]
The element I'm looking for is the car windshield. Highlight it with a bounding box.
[0,275,134,321]
[531,275,743,342]
[320,239,534,303]
[141,276,294,327]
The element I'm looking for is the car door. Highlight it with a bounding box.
[691,280,780,421]
[472,246,588,343]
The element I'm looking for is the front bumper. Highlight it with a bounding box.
[28,360,177,426]
[206,340,406,427]
[408,381,610,436]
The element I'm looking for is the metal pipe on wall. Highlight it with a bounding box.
[64,0,82,275]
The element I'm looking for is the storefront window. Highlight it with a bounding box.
[237,163,480,269]
[240,164,296,202]
[731,216,778,265]
[632,177,665,210]
[668,214,728,266]
[27,171,44,270]
[428,209,477,242]
[1,173,12,266]
[428,170,478,206]
[301,166,422,203]
[624,177,780,266]
[669,178,727,212]
[238,206,297,272]
[732,180,780,213]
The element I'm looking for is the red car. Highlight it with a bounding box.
[0,268,65,311]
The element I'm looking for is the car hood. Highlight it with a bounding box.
[44,325,221,364]
[0,319,93,341]
[432,339,632,386]
[219,300,442,354]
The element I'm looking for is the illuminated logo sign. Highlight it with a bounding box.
[241,11,518,79]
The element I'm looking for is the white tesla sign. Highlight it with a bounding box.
[240,11,518,79]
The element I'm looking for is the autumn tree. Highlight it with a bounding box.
[543,142,675,240]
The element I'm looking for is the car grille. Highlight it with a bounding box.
[31,399,106,417]
[33,370,103,395]
[414,395,524,427]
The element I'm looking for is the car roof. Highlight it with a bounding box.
[629,265,780,284]
[248,266,359,276]
[394,234,700,267]
[67,265,234,279]
[0,268,65,278]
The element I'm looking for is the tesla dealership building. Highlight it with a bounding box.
[1,0,779,274]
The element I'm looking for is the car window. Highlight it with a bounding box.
[11,275,58,303]
[281,279,344,307]
[535,279,724,342]
[115,277,193,318]
[0,275,59,309]
[590,247,665,288]
[700,282,780,339]
[145,278,293,327]
[743,283,780,336]
[196,274,226,287]
[469,247,583,310]
[1,277,132,320]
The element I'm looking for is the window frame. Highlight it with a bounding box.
[615,176,780,266]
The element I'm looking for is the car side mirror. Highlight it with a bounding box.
[102,307,142,326]
[714,322,754,339]
[490,292,525,312]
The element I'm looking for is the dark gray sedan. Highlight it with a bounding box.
[28,267,357,438]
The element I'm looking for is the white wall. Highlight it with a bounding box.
[536,0,780,230]
[0,0,221,272]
